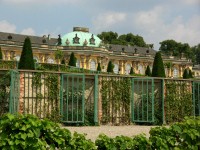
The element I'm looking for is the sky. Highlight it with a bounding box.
[0,0,199,50]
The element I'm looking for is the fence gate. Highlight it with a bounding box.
[60,74,85,124]
[9,70,20,114]
[131,78,155,123]
[193,81,200,116]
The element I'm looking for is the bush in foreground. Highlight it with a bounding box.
[0,114,199,150]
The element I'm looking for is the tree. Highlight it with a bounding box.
[97,63,101,72]
[97,31,118,44]
[129,67,134,75]
[152,52,165,77]
[183,69,189,79]
[18,37,35,70]
[0,47,2,59]
[68,52,76,67]
[145,65,151,76]
[188,69,193,78]
[107,61,114,73]
[61,59,65,65]
[54,49,63,64]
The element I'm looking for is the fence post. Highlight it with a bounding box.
[60,73,64,121]
[9,70,14,113]
[94,74,99,125]
[162,79,166,124]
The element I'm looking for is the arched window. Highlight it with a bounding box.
[125,64,131,75]
[90,59,96,71]
[173,67,179,78]
[76,59,80,68]
[47,58,54,64]
[138,64,144,75]
[15,55,20,61]
[113,63,119,74]
[33,56,39,63]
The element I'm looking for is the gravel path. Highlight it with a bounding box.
[65,125,156,142]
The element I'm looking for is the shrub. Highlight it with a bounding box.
[129,67,134,75]
[18,37,35,70]
[152,52,165,77]
[68,52,77,67]
[0,113,71,149]
[188,69,193,78]
[0,47,2,60]
[145,65,151,76]
[107,61,114,73]
[97,62,101,72]
[183,69,189,79]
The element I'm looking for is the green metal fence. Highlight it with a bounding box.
[60,74,85,123]
[193,81,200,116]
[131,78,155,123]
[9,70,20,114]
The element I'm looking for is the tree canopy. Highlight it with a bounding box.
[18,37,35,70]
[107,61,114,73]
[145,65,151,76]
[97,32,148,47]
[97,63,101,72]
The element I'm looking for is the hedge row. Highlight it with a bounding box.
[0,114,199,150]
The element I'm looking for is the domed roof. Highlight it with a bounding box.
[61,27,101,47]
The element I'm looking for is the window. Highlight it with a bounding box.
[15,55,20,61]
[138,64,144,74]
[90,60,96,71]
[47,58,54,64]
[33,56,39,63]
[76,59,80,68]
[113,63,119,74]
[173,68,179,78]
[125,64,131,75]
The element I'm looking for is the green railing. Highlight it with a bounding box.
[131,78,155,123]
[193,81,200,116]
[1,69,199,125]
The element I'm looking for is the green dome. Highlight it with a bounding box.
[61,31,101,47]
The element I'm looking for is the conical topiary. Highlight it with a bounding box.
[68,52,76,67]
[0,47,2,60]
[107,61,114,73]
[188,69,193,78]
[145,65,152,76]
[97,63,101,72]
[183,69,189,79]
[18,37,35,70]
[152,52,165,77]
[130,67,134,75]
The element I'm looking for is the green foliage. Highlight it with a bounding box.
[129,67,134,75]
[183,69,189,79]
[0,47,2,59]
[70,132,96,150]
[97,63,101,72]
[95,134,116,150]
[61,59,65,64]
[150,117,200,149]
[18,37,35,70]
[107,61,114,73]
[101,77,131,125]
[68,52,77,67]
[188,69,193,78]
[152,52,165,77]
[97,32,147,47]
[54,49,64,64]
[0,71,10,116]
[0,113,71,149]
[145,65,151,76]
[165,81,193,124]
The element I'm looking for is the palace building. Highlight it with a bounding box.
[0,27,193,77]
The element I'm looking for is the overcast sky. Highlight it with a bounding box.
[0,0,199,50]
